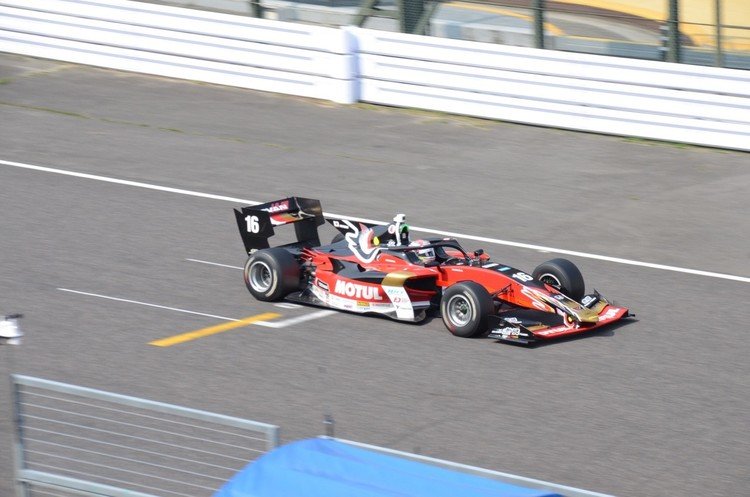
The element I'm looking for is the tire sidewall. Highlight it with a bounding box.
[532,258,585,301]
[244,254,279,300]
[441,282,492,338]
[443,292,477,331]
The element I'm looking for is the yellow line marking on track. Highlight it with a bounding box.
[149,312,281,347]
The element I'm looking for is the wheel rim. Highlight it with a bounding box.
[248,261,273,293]
[446,294,473,327]
[538,272,562,290]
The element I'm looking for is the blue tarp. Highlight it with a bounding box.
[213,438,562,497]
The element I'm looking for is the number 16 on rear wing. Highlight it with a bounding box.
[233,197,325,253]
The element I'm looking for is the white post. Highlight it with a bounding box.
[0,314,23,345]
[332,26,360,104]
[1,314,26,497]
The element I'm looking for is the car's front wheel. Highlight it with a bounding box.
[532,258,585,301]
[243,248,300,301]
[440,282,494,338]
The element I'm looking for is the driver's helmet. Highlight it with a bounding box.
[409,239,435,264]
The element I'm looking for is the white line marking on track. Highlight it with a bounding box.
[187,260,317,312]
[2,160,251,204]
[58,288,239,321]
[406,227,750,283]
[57,288,335,328]
[274,303,303,309]
[186,258,242,270]
[5,159,748,284]
[255,310,337,328]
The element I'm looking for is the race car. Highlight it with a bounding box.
[234,197,632,345]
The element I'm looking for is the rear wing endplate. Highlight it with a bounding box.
[234,197,324,253]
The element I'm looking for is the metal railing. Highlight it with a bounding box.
[10,375,280,497]
[335,438,615,497]
[6,376,624,497]
[138,0,749,69]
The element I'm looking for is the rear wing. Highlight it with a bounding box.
[234,197,324,253]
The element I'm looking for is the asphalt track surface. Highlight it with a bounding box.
[1,53,749,497]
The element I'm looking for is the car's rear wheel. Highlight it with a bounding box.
[244,248,300,301]
[440,282,494,338]
[532,258,585,301]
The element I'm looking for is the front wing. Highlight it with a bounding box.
[488,294,631,345]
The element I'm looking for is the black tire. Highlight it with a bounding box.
[440,282,494,338]
[243,248,300,301]
[331,232,345,244]
[532,258,585,301]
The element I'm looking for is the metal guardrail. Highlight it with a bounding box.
[2,0,749,150]
[0,0,357,103]
[6,375,615,497]
[335,438,615,497]
[10,375,280,497]
[136,0,750,70]
[353,26,750,151]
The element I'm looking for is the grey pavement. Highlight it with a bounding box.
[1,53,749,497]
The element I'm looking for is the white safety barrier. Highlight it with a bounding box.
[0,0,357,103]
[353,28,750,151]
[1,1,749,150]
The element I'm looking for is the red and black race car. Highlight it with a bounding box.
[234,197,632,345]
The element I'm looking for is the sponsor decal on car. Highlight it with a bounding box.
[264,200,289,213]
[334,280,383,301]
[338,220,381,263]
[599,308,620,320]
[329,294,354,310]
[581,295,597,307]
[382,285,414,320]
[521,286,552,311]
[495,326,522,338]
[512,272,534,282]
[369,302,394,309]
